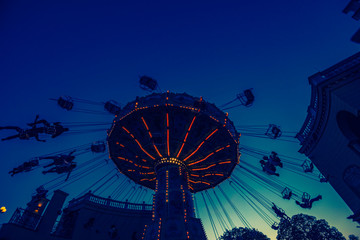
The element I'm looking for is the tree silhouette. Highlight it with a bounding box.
[219,227,270,240]
[276,213,347,240]
[349,235,359,240]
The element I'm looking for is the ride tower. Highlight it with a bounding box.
[107,92,240,240]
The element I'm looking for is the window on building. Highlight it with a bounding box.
[343,165,360,198]
[337,111,360,156]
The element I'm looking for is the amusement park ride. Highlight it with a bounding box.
[1,76,346,239]
[107,90,240,239]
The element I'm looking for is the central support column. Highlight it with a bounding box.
[144,157,195,240]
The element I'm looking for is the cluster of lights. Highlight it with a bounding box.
[118,92,233,124]
[141,117,163,158]
[183,128,218,162]
[109,92,241,197]
[117,156,133,163]
[134,164,150,169]
[186,170,194,191]
[189,179,211,186]
[115,142,125,148]
[227,129,234,140]
[204,173,224,177]
[166,170,169,203]
[187,144,231,167]
[113,93,239,162]
[180,105,199,112]
[181,184,187,223]
[118,105,150,121]
[107,122,116,137]
[140,177,155,182]
[189,160,233,173]
[118,109,136,121]
[188,152,214,167]
[223,115,228,127]
[157,218,162,240]
[223,115,240,143]
[117,156,153,177]
[0,206,6,213]
[156,157,185,168]
[192,164,216,171]
[34,201,44,214]
[192,194,196,215]
[219,161,232,165]
[141,225,147,240]
[209,115,220,123]
[114,91,238,141]
[121,126,155,160]
[152,187,156,220]
[139,171,154,175]
[190,172,224,178]
[176,116,196,158]
[166,113,170,157]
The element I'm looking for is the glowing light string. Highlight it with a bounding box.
[188,145,231,166]
[121,126,155,160]
[189,179,211,186]
[183,128,219,162]
[141,117,163,158]
[192,164,216,171]
[176,116,197,158]
[166,113,170,157]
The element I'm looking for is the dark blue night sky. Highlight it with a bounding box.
[0,1,359,239]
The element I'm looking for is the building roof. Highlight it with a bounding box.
[296,51,360,155]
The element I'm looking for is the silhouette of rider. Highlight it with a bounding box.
[272,203,287,219]
[8,159,39,176]
[295,195,322,209]
[269,151,283,168]
[42,162,77,181]
[39,150,76,168]
[260,159,279,176]
[0,115,68,141]
[27,116,69,138]
[282,191,292,200]
[0,117,45,141]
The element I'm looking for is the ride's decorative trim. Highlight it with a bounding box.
[189,179,211,185]
[166,113,170,157]
[141,117,163,158]
[183,129,218,162]
[176,115,197,158]
[121,126,155,160]
[188,144,231,166]
[192,164,216,171]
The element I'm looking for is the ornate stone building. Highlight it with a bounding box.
[297,52,360,222]
[0,190,153,240]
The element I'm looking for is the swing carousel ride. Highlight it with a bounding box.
[0,76,341,239]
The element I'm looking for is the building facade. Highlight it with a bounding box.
[0,190,68,240]
[297,52,360,221]
[0,190,153,240]
[53,192,153,240]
